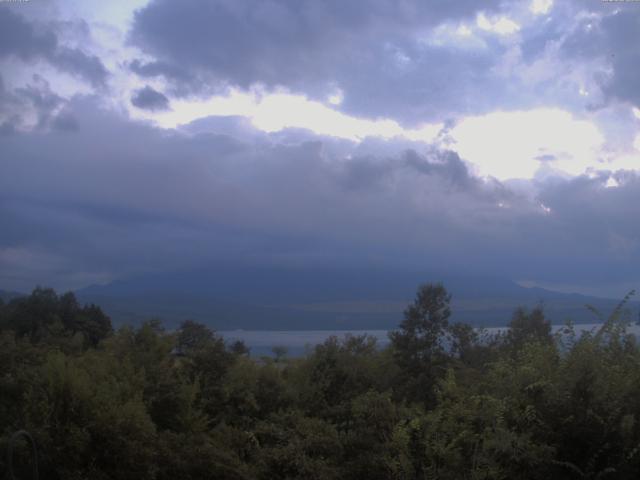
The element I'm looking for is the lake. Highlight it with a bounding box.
[220,323,640,357]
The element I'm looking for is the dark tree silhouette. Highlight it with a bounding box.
[389,283,451,407]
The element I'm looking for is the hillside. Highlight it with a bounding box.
[75,266,634,330]
[0,289,25,303]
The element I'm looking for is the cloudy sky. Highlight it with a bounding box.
[1,0,640,297]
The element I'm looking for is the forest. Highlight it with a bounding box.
[1,285,640,479]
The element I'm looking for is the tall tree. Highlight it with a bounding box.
[507,305,552,350]
[389,283,452,407]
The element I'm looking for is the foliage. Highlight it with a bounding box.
[389,283,452,407]
[1,285,640,479]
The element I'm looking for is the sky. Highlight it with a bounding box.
[1,0,640,298]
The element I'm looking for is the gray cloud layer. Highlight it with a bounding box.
[0,6,109,88]
[531,1,640,109]
[126,0,640,125]
[0,73,78,134]
[1,97,639,291]
[2,1,640,294]
[579,7,640,107]
[129,0,515,123]
[131,85,170,111]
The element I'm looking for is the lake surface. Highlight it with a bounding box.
[220,323,640,357]
[221,329,390,357]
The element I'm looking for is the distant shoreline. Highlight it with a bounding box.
[220,323,640,357]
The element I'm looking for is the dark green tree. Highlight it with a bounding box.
[506,305,552,350]
[175,320,234,418]
[389,283,452,407]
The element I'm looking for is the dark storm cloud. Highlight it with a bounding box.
[0,73,78,133]
[598,10,640,106]
[549,2,640,107]
[130,0,497,85]
[0,5,56,59]
[403,150,476,190]
[128,0,640,123]
[131,85,170,111]
[335,149,485,196]
[0,75,20,134]
[50,109,79,132]
[50,47,109,89]
[534,154,556,163]
[532,171,640,283]
[129,59,205,97]
[128,0,512,123]
[0,6,108,88]
[1,97,639,290]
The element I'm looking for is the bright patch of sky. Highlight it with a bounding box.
[607,137,640,171]
[476,13,520,35]
[428,12,523,49]
[449,109,604,180]
[516,279,638,299]
[424,21,489,50]
[530,0,554,15]
[131,88,628,181]
[138,90,443,144]
[47,0,150,28]
[327,90,344,106]
[130,89,634,181]
[605,176,620,188]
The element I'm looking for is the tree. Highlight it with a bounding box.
[506,305,552,350]
[229,340,250,356]
[0,288,112,347]
[175,320,234,418]
[4,287,59,341]
[271,345,288,363]
[177,319,216,354]
[389,283,452,407]
[73,304,112,347]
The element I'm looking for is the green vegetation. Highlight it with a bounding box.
[1,285,640,479]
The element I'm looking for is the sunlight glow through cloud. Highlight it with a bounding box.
[135,94,618,180]
[476,13,520,35]
[58,0,151,26]
[456,25,473,37]
[450,109,604,179]
[142,90,443,143]
[328,90,344,106]
[605,176,620,188]
[540,203,552,214]
[530,0,553,15]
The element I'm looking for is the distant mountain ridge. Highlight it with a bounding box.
[0,289,25,303]
[74,266,638,330]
